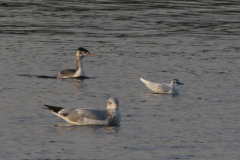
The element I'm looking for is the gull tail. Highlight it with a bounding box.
[140,78,159,92]
[140,78,153,86]
[43,105,64,114]
[43,105,70,120]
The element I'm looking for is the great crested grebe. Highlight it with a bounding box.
[57,47,95,79]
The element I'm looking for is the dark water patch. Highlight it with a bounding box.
[18,74,96,80]
[0,29,76,35]
[69,76,90,80]
[67,76,97,80]
[18,74,57,79]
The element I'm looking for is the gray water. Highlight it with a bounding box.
[1,0,240,159]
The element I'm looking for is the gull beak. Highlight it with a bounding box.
[178,82,184,85]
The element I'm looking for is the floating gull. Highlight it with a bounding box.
[57,47,95,79]
[140,78,184,94]
[43,98,121,126]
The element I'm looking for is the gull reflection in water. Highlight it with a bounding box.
[54,123,120,133]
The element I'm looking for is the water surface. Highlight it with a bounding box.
[0,0,240,159]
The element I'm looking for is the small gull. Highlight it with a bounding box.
[140,78,184,94]
[43,98,121,126]
[57,47,95,79]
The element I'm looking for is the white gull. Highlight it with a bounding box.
[140,78,184,95]
[43,98,121,126]
[57,47,95,79]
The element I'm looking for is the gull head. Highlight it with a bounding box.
[107,98,119,110]
[172,79,184,85]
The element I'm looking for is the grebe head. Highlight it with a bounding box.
[76,47,95,59]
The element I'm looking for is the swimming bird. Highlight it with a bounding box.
[43,98,121,126]
[140,78,184,94]
[57,47,95,79]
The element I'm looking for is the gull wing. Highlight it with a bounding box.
[75,109,107,121]
[140,78,170,93]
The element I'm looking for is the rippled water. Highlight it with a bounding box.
[1,0,240,159]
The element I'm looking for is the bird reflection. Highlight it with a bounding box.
[73,79,82,90]
[54,123,120,133]
[59,78,83,90]
[141,92,179,98]
[105,126,120,133]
